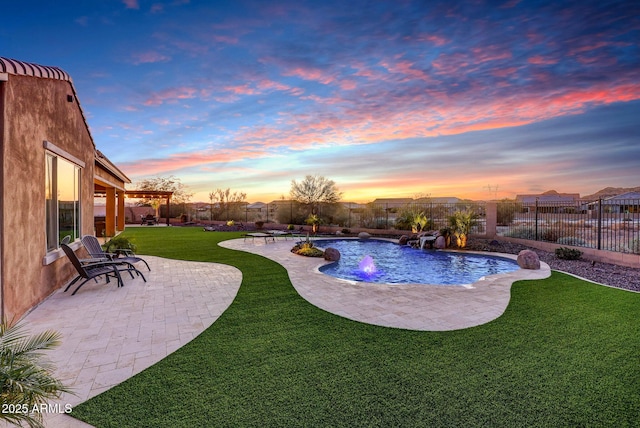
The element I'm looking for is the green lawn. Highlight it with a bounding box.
[73,227,639,427]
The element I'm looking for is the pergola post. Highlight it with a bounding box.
[105,187,116,237]
[166,195,171,226]
[117,190,126,231]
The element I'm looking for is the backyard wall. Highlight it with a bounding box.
[1,74,95,320]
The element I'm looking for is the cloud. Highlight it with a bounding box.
[75,16,89,27]
[122,0,139,10]
[143,86,200,106]
[131,51,171,65]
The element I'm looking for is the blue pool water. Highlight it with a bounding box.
[316,239,519,286]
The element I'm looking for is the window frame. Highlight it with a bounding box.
[42,141,85,265]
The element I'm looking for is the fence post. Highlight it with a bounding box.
[386,203,389,229]
[535,198,539,241]
[485,201,497,238]
[597,198,602,250]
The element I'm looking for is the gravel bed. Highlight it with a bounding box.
[466,238,640,292]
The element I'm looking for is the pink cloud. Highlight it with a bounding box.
[122,0,139,9]
[212,35,239,45]
[224,84,259,95]
[413,34,448,46]
[256,79,291,92]
[470,47,512,64]
[119,147,269,177]
[131,51,171,65]
[226,79,640,156]
[491,67,518,77]
[380,60,434,83]
[283,66,335,85]
[528,55,558,65]
[143,86,199,106]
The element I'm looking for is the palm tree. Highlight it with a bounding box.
[448,210,479,248]
[1,321,72,428]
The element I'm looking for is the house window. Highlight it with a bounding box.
[45,153,81,251]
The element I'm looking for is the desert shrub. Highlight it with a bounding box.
[291,240,324,257]
[395,209,418,231]
[557,236,587,247]
[296,247,324,257]
[504,227,536,240]
[496,199,520,225]
[541,229,559,242]
[630,239,640,254]
[555,247,583,260]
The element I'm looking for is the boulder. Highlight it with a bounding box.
[358,232,371,239]
[398,235,409,245]
[434,235,447,249]
[324,247,341,261]
[517,249,540,269]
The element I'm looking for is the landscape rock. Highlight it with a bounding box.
[398,235,409,245]
[324,247,341,261]
[517,249,540,269]
[434,235,447,249]
[358,232,371,239]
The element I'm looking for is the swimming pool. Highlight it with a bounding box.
[316,239,519,285]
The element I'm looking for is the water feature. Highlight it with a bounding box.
[317,238,519,285]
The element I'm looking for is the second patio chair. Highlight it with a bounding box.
[82,235,151,271]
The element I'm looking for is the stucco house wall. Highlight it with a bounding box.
[0,68,95,320]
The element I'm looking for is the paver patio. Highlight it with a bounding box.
[12,256,242,428]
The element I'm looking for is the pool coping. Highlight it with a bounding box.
[220,238,551,331]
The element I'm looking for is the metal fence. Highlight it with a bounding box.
[173,198,640,255]
[184,200,487,234]
[497,199,640,254]
[337,202,486,234]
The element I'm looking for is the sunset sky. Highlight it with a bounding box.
[2,0,639,202]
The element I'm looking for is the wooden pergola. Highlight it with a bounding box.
[94,151,173,234]
[124,190,173,226]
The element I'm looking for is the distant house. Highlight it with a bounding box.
[246,202,267,221]
[600,191,640,214]
[515,192,581,213]
[370,198,414,209]
[0,57,129,320]
[415,196,462,205]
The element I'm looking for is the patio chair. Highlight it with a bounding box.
[82,235,151,271]
[61,243,146,295]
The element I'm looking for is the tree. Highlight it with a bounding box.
[208,188,247,221]
[497,198,521,225]
[448,210,479,248]
[1,320,72,428]
[133,175,193,217]
[290,175,342,214]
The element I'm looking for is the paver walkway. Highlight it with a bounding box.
[220,238,550,331]
[13,256,242,428]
